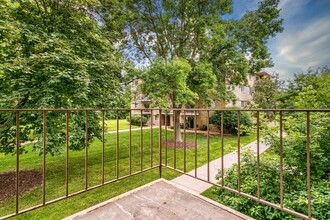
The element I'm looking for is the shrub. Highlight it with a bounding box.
[209,110,253,135]
[106,111,129,120]
[127,115,148,126]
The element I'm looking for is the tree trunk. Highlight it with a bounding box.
[174,109,182,143]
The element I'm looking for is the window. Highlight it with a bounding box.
[211,101,216,109]
[154,115,159,121]
[241,101,245,108]
[241,86,244,92]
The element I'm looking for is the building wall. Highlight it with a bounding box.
[226,71,270,108]
[130,71,269,129]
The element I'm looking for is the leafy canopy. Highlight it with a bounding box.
[121,0,283,106]
[0,0,124,155]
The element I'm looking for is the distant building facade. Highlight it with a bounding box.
[130,71,270,130]
[226,71,270,108]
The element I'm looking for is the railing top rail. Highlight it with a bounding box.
[0,108,329,112]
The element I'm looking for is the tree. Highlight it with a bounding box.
[276,67,330,109]
[251,73,280,109]
[0,0,124,155]
[115,0,283,142]
[212,73,330,218]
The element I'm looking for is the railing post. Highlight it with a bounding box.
[221,111,224,187]
[42,111,47,205]
[101,110,105,184]
[15,111,20,214]
[257,111,260,199]
[306,111,311,219]
[159,109,162,178]
[66,111,70,195]
[279,111,283,207]
[237,110,241,192]
[85,110,88,190]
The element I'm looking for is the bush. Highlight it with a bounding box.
[209,110,253,135]
[127,115,148,126]
[106,111,129,120]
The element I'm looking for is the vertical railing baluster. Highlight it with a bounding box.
[66,111,69,195]
[194,110,197,177]
[184,110,186,173]
[42,111,46,205]
[280,111,284,207]
[140,109,143,171]
[101,110,105,184]
[150,109,153,167]
[15,111,20,214]
[165,111,168,166]
[257,111,260,199]
[221,111,224,187]
[237,111,241,192]
[85,111,88,190]
[306,111,311,219]
[174,110,176,169]
[116,110,119,179]
[159,109,162,178]
[129,110,132,175]
[207,110,210,182]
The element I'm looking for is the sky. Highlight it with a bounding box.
[231,0,330,80]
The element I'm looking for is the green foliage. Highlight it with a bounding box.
[0,0,124,155]
[209,71,330,219]
[120,0,283,104]
[127,115,148,126]
[251,73,281,109]
[141,58,196,108]
[209,111,253,135]
[277,67,330,109]
[266,112,330,181]
[114,0,283,142]
[212,149,330,219]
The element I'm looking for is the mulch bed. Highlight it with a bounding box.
[0,170,42,202]
[163,140,196,149]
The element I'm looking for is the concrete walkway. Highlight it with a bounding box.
[105,126,159,134]
[171,139,271,194]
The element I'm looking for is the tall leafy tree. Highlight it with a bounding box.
[277,67,330,109]
[251,73,281,109]
[115,0,283,142]
[0,0,124,155]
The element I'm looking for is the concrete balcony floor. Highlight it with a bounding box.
[64,179,253,220]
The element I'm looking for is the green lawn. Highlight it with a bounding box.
[0,129,256,219]
[103,119,139,131]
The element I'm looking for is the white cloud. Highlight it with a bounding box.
[278,17,330,67]
[278,0,310,19]
[267,14,330,80]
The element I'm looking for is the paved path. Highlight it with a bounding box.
[105,126,159,134]
[171,139,271,194]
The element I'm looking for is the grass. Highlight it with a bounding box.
[103,119,139,131]
[0,127,256,219]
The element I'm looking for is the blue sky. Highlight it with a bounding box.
[231,0,330,80]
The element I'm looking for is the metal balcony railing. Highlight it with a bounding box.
[0,108,329,220]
